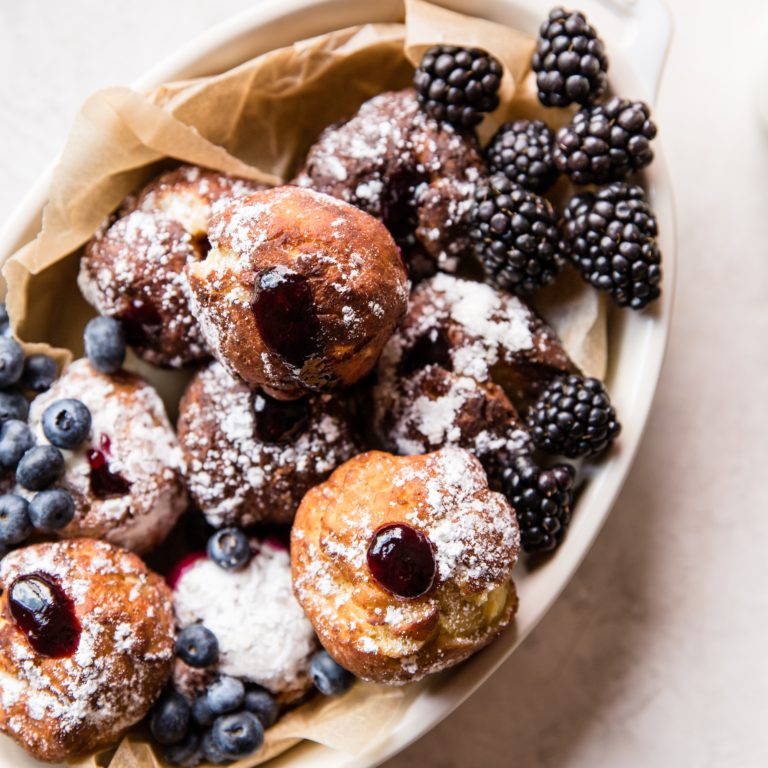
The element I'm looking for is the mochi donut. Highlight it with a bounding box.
[185,185,409,400]
[172,539,318,705]
[177,360,359,528]
[27,359,187,553]
[79,165,265,368]
[0,539,174,762]
[294,88,487,278]
[291,448,520,684]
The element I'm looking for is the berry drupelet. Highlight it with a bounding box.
[561,181,662,309]
[414,45,503,128]
[554,97,657,185]
[486,120,558,194]
[502,455,575,554]
[532,7,608,107]
[470,173,563,295]
[527,374,620,459]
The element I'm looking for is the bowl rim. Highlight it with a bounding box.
[0,1,675,767]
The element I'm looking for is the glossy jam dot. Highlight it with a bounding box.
[120,298,162,346]
[252,393,311,444]
[366,523,437,598]
[87,435,131,499]
[251,267,322,370]
[379,169,424,241]
[193,234,212,259]
[8,572,81,658]
[401,328,453,374]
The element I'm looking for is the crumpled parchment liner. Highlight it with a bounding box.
[3,3,608,768]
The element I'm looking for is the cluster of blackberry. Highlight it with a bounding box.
[412,7,662,312]
[410,7,660,555]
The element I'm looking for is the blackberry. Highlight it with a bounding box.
[486,120,558,194]
[561,182,661,309]
[528,374,620,458]
[470,173,563,295]
[414,45,503,128]
[554,97,657,184]
[532,7,608,107]
[502,455,575,554]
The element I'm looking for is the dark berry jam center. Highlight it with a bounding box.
[401,327,454,374]
[251,267,322,370]
[366,523,437,598]
[87,433,131,498]
[252,393,310,444]
[8,572,81,658]
[120,298,162,346]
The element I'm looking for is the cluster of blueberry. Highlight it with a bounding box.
[0,313,127,555]
[155,527,353,766]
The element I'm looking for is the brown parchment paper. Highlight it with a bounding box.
[3,3,608,768]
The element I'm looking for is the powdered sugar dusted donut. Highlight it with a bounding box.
[0,539,174,762]
[185,185,409,399]
[374,364,531,487]
[295,89,486,278]
[292,448,519,685]
[28,359,187,553]
[173,540,318,702]
[379,273,576,397]
[177,361,359,528]
[79,165,264,368]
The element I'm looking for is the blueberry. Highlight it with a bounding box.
[84,317,126,374]
[42,399,92,450]
[211,711,264,759]
[0,420,35,469]
[309,650,354,696]
[0,304,9,336]
[28,489,75,531]
[176,624,219,668]
[0,389,28,423]
[16,445,64,491]
[0,494,32,546]
[149,690,190,746]
[201,728,231,765]
[191,694,216,727]
[243,686,278,728]
[162,729,201,767]
[207,676,245,716]
[0,338,24,387]
[207,528,250,570]
[21,355,57,393]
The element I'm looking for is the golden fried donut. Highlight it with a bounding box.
[177,360,359,528]
[185,185,409,399]
[27,359,187,553]
[79,165,265,367]
[0,539,174,762]
[294,89,486,278]
[291,448,519,684]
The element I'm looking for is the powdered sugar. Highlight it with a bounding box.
[173,542,317,695]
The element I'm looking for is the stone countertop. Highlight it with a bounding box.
[0,1,766,766]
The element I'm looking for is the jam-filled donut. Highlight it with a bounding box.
[292,448,520,684]
[294,89,486,278]
[172,539,318,704]
[0,539,174,762]
[79,165,265,368]
[177,360,359,528]
[185,186,409,399]
[372,273,577,481]
[27,359,187,553]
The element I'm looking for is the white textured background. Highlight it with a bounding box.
[1,1,766,766]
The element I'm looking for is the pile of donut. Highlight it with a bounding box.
[0,7,661,767]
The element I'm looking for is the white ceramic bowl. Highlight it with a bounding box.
[0,1,674,766]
